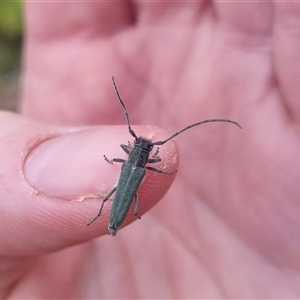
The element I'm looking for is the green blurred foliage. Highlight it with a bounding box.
[0,1,23,111]
[0,1,23,38]
[0,1,23,75]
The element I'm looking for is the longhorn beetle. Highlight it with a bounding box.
[88,76,242,235]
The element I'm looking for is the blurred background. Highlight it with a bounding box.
[0,1,23,112]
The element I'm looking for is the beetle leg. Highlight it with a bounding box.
[87,186,117,225]
[104,155,126,164]
[153,147,160,157]
[146,166,177,175]
[147,157,161,163]
[105,142,131,164]
[120,143,131,155]
[147,147,161,163]
[134,194,141,219]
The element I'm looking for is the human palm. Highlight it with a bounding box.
[2,2,300,298]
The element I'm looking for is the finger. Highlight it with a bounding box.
[200,2,273,113]
[214,1,272,36]
[274,2,300,123]
[0,114,177,258]
[22,1,135,124]
[134,1,205,24]
[24,1,134,39]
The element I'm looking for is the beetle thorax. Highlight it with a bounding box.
[134,137,154,152]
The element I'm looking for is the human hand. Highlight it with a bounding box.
[2,2,300,298]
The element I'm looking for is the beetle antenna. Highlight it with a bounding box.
[152,119,242,146]
[112,76,138,139]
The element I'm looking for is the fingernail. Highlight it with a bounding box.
[24,127,129,199]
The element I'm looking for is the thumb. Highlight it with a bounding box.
[0,112,178,256]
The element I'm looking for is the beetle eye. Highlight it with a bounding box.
[134,138,141,146]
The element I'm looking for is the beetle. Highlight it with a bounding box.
[88,76,242,235]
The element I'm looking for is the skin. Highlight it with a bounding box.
[1,1,300,298]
